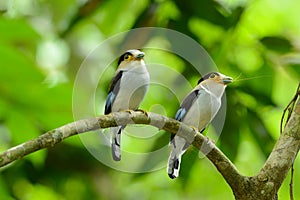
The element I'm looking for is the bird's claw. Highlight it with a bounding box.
[204,136,216,144]
[190,126,199,133]
[124,109,134,115]
[135,109,149,117]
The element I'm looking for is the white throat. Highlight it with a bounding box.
[200,82,226,99]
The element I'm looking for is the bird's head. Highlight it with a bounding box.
[117,49,145,70]
[198,72,233,97]
[198,72,233,85]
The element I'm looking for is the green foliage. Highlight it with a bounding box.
[0,0,300,199]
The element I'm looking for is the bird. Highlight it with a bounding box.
[167,72,232,179]
[104,49,150,161]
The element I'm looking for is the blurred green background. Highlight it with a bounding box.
[0,0,300,199]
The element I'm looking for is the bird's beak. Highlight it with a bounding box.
[222,76,233,85]
[134,53,145,59]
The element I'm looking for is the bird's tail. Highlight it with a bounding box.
[167,135,190,179]
[167,151,181,179]
[111,126,124,161]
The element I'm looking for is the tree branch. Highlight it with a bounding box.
[1,84,299,200]
[231,84,300,200]
[0,111,242,188]
[257,97,300,198]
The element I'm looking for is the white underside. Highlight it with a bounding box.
[168,88,223,178]
[112,66,149,112]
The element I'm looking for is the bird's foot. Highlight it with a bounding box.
[203,135,216,144]
[190,126,199,133]
[124,109,134,115]
[135,109,149,117]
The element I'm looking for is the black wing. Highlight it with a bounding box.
[104,71,123,114]
[171,89,200,141]
[175,89,200,121]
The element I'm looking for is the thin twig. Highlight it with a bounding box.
[290,163,294,200]
[280,83,300,134]
[279,83,300,200]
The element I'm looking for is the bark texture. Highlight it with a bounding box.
[233,101,300,200]
[0,88,299,200]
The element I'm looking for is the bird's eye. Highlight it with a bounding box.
[124,54,130,60]
[210,74,215,78]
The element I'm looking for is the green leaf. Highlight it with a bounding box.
[218,89,242,161]
[174,0,244,29]
[6,109,39,144]
[5,109,47,167]
[132,131,170,178]
[0,175,14,200]
[247,109,275,157]
[179,147,199,186]
[287,63,300,77]
[0,17,40,51]
[260,36,293,53]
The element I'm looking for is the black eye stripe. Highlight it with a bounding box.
[117,52,133,66]
[197,72,220,84]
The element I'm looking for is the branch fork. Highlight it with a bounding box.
[0,84,299,200]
